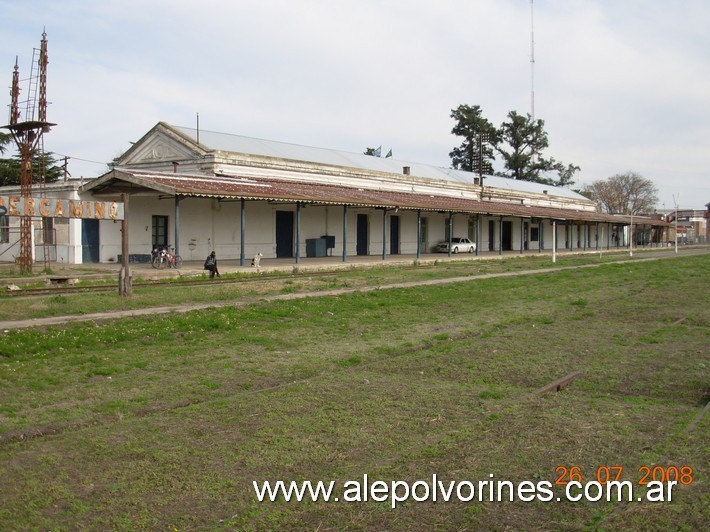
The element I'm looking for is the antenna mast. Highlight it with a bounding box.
[530,0,535,122]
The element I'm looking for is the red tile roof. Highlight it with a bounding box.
[83,169,666,226]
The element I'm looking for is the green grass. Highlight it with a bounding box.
[0,248,690,322]
[0,253,707,529]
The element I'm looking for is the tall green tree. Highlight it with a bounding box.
[495,111,579,187]
[551,161,581,188]
[0,132,11,155]
[0,149,63,187]
[496,111,551,182]
[449,107,579,187]
[448,104,497,174]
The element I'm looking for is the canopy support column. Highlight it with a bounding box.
[174,196,181,256]
[552,220,557,263]
[342,205,348,262]
[499,216,503,256]
[475,214,480,256]
[240,198,245,266]
[381,208,387,261]
[295,202,301,264]
[447,213,453,257]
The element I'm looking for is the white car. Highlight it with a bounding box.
[435,237,476,253]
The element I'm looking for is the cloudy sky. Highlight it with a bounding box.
[1,0,708,210]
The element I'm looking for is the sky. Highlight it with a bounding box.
[1,0,708,210]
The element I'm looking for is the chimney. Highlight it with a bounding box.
[403,166,410,176]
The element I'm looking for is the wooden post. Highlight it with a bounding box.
[533,371,583,395]
[119,193,132,296]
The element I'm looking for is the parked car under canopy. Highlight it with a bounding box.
[435,237,476,253]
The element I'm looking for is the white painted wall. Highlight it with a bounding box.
[65,193,625,264]
[0,183,85,264]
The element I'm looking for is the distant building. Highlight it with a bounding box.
[666,208,708,245]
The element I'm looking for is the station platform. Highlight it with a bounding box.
[0,245,685,287]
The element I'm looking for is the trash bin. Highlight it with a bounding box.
[306,238,327,257]
[320,235,336,256]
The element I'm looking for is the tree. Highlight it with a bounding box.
[0,132,11,155]
[581,171,658,214]
[496,111,550,181]
[448,104,497,174]
[495,111,579,187]
[449,105,580,187]
[551,161,580,188]
[0,150,63,186]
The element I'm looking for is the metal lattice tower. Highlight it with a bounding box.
[2,31,54,273]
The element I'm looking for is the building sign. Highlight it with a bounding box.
[0,196,124,220]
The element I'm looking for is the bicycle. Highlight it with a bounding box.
[151,245,183,269]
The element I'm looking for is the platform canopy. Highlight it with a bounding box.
[82,168,664,227]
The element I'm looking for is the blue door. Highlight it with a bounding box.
[390,215,400,255]
[276,211,294,258]
[82,219,100,263]
[357,214,368,256]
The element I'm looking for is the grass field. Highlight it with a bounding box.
[0,253,707,529]
[0,252,681,322]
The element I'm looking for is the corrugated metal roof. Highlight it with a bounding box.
[84,169,665,226]
[173,125,587,202]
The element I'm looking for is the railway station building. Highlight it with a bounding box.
[1,122,667,265]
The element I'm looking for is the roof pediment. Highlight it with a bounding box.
[113,122,207,166]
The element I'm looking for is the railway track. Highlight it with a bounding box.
[2,269,346,298]
[4,247,706,299]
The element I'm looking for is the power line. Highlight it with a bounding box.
[51,153,108,166]
[0,147,108,167]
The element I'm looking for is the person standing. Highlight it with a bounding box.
[204,251,220,278]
